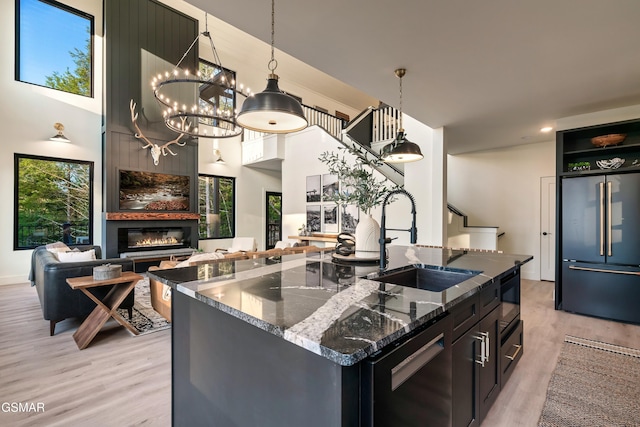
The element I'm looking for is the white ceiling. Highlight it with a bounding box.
[182,0,640,154]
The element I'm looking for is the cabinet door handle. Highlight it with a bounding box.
[599,182,605,256]
[568,265,640,276]
[505,344,522,361]
[474,332,489,367]
[607,180,613,257]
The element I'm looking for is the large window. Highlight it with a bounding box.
[15,154,94,249]
[199,60,236,129]
[16,0,94,97]
[198,175,235,239]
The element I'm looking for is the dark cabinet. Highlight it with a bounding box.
[362,314,453,427]
[500,320,523,388]
[556,119,640,319]
[451,290,501,427]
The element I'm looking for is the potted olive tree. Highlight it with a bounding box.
[319,146,397,257]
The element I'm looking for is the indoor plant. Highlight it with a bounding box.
[319,146,397,256]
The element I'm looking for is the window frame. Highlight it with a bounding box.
[198,59,237,128]
[15,0,95,97]
[14,153,94,250]
[198,174,236,240]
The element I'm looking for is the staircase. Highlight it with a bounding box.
[242,104,405,186]
[447,204,504,251]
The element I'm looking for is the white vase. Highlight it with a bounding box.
[355,213,380,258]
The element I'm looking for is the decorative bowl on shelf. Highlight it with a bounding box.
[596,157,625,170]
[591,133,626,147]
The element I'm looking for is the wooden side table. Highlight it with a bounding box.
[66,271,143,350]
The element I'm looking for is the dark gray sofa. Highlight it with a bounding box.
[30,245,135,336]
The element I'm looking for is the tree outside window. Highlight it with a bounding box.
[15,154,93,249]
[198,175,235,239]
[199,60,236,129]
[16,0,93,97]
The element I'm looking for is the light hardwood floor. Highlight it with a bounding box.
[1,279,639,426]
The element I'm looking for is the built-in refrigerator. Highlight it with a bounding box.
[561,173,640,324]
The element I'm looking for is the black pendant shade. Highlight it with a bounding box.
[381,131,424,163]
[236,75,307,134]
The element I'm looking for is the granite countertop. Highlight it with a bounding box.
[148,246,532,366]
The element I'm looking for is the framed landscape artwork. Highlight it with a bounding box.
[306,205,321,232]
[322,173,338,202]
[306,175,321,203]
[323,204,338,233]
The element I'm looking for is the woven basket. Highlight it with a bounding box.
[591,134,626,147]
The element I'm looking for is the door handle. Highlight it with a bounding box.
[542,232,552,236]
[599,182,605,256]
[569,265,640,276]
[607,180,612,257]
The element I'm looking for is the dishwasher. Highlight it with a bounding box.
[361,313,453,427]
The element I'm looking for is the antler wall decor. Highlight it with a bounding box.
[129,99,188,166]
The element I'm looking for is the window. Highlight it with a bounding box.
[16,0,94,97]
[15,154,94,249]
[198,175,235,239]
[199,60,236,129]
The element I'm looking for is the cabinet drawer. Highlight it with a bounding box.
[450,293,480,342]
[500,320,523,388]
[479,280,500,318]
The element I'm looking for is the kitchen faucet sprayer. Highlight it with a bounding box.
[379,189,417,269]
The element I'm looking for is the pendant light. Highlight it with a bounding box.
[381,68,424,163]
[236,0,308,133]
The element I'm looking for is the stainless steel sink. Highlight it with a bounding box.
[372,266,481,292]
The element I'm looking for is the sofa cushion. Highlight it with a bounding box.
[57,249,96,263]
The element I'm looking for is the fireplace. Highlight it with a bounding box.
[117,226,192,254]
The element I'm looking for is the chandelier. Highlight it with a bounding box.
[151,15,250,139]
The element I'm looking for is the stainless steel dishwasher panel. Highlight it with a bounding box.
[361,313,453,427]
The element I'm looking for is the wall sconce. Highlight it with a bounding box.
[212,148,226,164]
[50,123,70,142]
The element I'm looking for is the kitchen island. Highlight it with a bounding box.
[149,245,531,427]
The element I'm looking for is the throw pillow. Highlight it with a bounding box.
[57,249,96,263]
[45,242,70,254]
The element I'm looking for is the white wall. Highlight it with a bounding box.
[446,103,640,282]
[447,140,556,281]
[281,123,445,247]
[197,137,281,252]
[0,0,104,284]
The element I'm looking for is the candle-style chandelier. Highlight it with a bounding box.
[151,14,250,139]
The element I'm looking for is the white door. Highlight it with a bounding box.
[540,176,556,281]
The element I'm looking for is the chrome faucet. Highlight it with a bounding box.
[379,189,417,269]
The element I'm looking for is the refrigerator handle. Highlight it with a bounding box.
[607,180,613,257]
[599,182,605,256]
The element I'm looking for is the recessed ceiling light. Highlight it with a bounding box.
[540,126,553,133]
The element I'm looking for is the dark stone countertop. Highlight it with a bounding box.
[148,246,532,366]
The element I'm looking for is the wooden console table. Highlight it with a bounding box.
[66,271,143,350]
[288,234,338,246]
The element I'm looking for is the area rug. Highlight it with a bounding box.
[117,276,171,336]
[538,335,640,427]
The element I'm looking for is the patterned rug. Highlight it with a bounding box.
[117,276,171,336]
[538,335,640,427]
